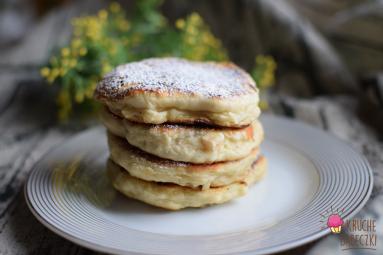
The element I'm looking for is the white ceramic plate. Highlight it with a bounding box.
[25,115,373,254]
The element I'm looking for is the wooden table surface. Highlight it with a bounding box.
[0,1,382,254]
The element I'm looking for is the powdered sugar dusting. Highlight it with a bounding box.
[96,58,257,100]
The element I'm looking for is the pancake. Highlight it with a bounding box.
[107,132,261,190]
[101,107,264,163]
[94,58,260,127]
[107,157,267,210]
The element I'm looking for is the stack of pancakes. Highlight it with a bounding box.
[94,58,266,210]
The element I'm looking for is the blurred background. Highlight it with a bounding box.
[1,0,382,131]
[0,0,382,254]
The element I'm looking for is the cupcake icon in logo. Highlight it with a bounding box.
[327,214,343,234]
[320,206,344,234]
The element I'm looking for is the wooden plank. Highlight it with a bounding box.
[0,0,381,254]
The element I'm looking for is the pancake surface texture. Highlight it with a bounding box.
[107,133,261,189]
[101,107,264,163]
[95,58,260,127]
[107,157,267,210]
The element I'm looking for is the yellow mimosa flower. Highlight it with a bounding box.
[175,19,185,29]
[61,48,70,57]
[98,10,108,20]
[75,91,84,103]
[40,67,50,77]
[71,39,82,48]
[79,47,87,56]
[110,2,121,13]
